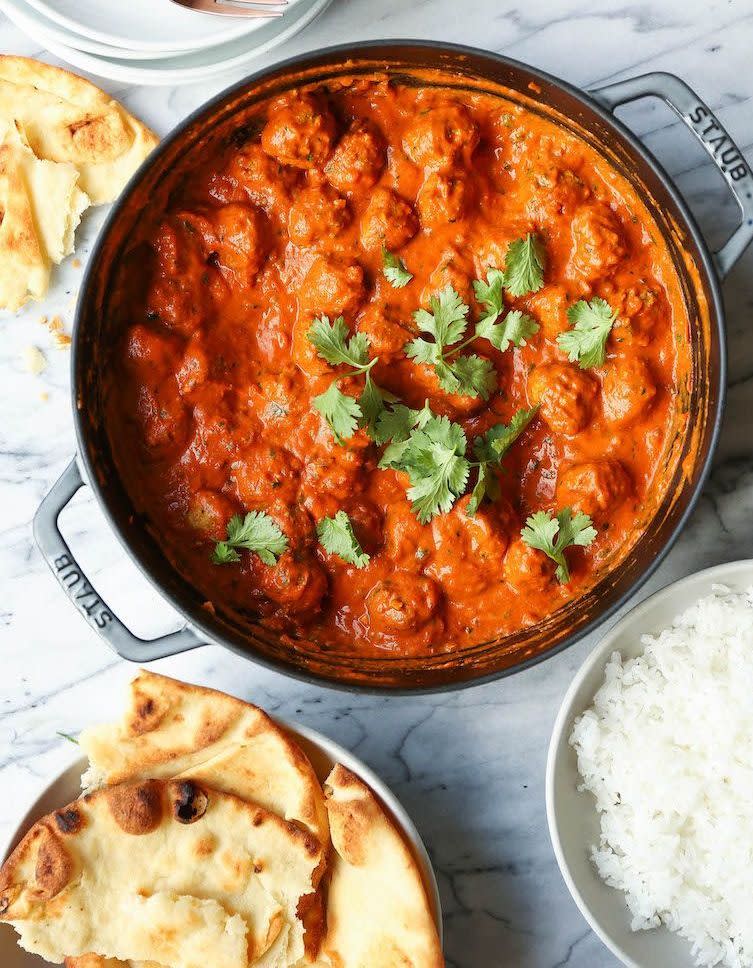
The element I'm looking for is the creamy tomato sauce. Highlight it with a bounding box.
[107,73,690,658]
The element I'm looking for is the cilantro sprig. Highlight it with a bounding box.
[474,267,540,352]
[520,508,597,583]
[502,233,546,296]
[308,316,388,444]
[213,512,289,566]
[378,405,537,523]
[382,248,413,288]
[406,274,540,399]
[467,407,539,514]
[557,297,617,368]
[317,511,370,568]
[406,286,496,400]
[381,414,470,523]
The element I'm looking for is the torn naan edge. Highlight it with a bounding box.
[79,671,329,845]
[0,779,325,968]
[0,119,88,311]
[0,56,158,205]
[318,764,444,968]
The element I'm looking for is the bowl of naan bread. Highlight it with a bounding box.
[0,673,443,968]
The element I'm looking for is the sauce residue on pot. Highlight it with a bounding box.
[105,72,691,658]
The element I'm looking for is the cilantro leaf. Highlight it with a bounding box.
[374,401,432,446]
[520,507,597,583]
[212,511,289,567]
[359,374,388,440]
[411,285,469,349]
[405,335,442,366]
[557,297,617,368]
[212,542,241,565]
[468,407,538,513]
[476,309,539,353]
[393,415,470,523]
[446,353,497,400]
[317,510,370,568]
[382,248,413,288]
[473,268,505,321]
[313,381,362,444]
[473,407,539,464]
[307,315,370,369]
[467,460,501,515]
[503,233,546,296]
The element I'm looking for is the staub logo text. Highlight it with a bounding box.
[54,553,113,629]
[688,104,750,181]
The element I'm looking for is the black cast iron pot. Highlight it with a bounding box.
[34,42,753,692]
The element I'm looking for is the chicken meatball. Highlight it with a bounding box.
[602,355,657,426]
[356,302,414,361]
[232,445,300,507]
[359,188,418,252]
[226,142,294,214]
[417,172,469,228]
[365,573,444,652]
[185,489,237,541]
[287,185,350,248]
[556,460,631,522]
[428,496,513,596]
[299,257,366,318]
[176,333,209,396]
[528,362,598,436]
[325,120,386,194]
[257,552,327,614]
[261,92,336,169]
[136,383,188,455]
[567,204,626,282]
[209,203,269,283]
[503,538,555,593]
[402,103,479,171]
[146,220,211,335]
[125,324,181,376]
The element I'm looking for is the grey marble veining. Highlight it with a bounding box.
[1,1,753,965]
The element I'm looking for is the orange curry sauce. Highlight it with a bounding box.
[107,74,690,658]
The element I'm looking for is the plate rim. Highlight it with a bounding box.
[545,557,753,968]
[13,0,284,53]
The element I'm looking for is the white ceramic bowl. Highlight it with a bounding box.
[546,558,753,967]
[0,0,333,86]
[0,718,442,967]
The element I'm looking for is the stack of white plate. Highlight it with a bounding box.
[0,0,333,85]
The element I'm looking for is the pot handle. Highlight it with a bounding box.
[590,71,753,278]
[33,458,204,662]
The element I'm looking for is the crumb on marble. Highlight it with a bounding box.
[48,315,72,347]
[23,345,47,375]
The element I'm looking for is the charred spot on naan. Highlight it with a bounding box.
[105,781,162,835]
[32,826,73,901]
[54,806,85,835]
[169,780,209,824]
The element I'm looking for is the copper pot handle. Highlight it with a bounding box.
[590,71,753,278]
[33,459,203,662]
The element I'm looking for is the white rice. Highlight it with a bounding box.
[570,584,753,968]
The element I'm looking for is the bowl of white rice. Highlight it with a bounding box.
[546,559,753,968]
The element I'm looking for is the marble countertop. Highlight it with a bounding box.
[2,1,753,965]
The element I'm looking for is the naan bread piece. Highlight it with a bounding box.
[0,119,88,311]
[318,765,443,968]
[0,779,325,968]
[66,959,159,968]
[79,671,329,844]
[0,56,157,205]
